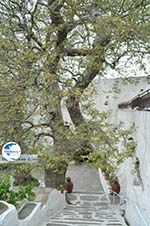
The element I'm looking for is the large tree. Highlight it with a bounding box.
[0,0,149,157]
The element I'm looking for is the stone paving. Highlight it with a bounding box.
[65,164,103,193]
[47,192,124,226]
[41,164,126,226]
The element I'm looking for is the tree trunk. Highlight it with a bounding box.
[44,169,67,188]
[66,95,84,127]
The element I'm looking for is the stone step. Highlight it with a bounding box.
[49,214,123,225]
[47,222,122,226]
[47,207,123,225]
[47,223,123,226]
[66,192,109,203]
[45,192,125,226]
[48,218,120,224]
[41,165,127,226]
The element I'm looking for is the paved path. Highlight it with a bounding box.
[66,164,104,193]
[41,164,126,226]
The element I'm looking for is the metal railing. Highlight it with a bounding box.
[111,191,148,226]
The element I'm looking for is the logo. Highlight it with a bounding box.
[2,142,21,161]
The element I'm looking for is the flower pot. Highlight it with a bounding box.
[110,181,120,194]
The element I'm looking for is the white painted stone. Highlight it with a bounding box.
[40,189,66,223]
[18,202,41,226]
[0,189,66,226]
[98,168,110,195]
[0,201,18,226]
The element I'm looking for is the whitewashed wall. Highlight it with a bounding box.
[117,110,150,226]
[0,201,18,226]
[95,77,150,125]
[95,77,150,226]
[0,189,65,226]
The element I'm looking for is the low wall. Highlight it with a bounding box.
[0,189,66,226]
[98,168,110,195]
[18,202,41,226]
[40,189,66,223]
[0,201,18,226]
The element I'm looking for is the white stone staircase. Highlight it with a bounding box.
[42,192,126,226]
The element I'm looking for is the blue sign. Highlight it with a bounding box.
[2,142,21,161]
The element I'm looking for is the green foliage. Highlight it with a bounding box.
[89,151,118,183]
[134,157,143,187]
[89,125,137,182]
[0,0,148,141]
[0,175,36,206]
[0,176,11,200]
[0,0,149,179]
[12,164,32,178]
[0,163,10,171]
[39,151,69,174]
[117,140,137,165]
[0,77,27,146]
[11,163,39,186]
[17,183,35,201]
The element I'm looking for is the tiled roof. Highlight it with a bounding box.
[118,88,150,111]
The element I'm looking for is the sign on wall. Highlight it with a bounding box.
[2,142,21,161]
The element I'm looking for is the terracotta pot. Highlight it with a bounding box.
[64,178,73,193]
[110,181,121,194]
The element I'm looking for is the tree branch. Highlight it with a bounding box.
[64,48,93,56]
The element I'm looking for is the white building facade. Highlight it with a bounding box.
[95,77,150,226]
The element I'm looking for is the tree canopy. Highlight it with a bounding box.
[0,0,149,157]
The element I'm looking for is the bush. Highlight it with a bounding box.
[39,153,69,174]
[12,163,39,186]
[0,175,36,206]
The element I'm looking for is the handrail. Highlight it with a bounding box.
[111,191,148,226]
[98,169,148,225]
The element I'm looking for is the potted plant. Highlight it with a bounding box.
[109,177,121,194]
[100,166,121,194]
